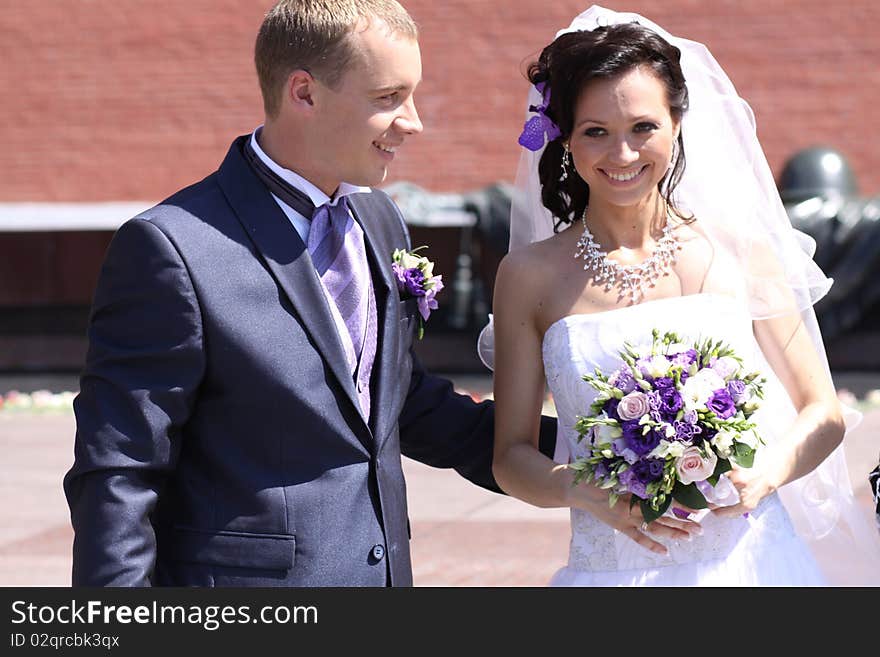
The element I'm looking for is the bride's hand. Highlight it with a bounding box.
[710,466,775,518]
[571,485,703,555]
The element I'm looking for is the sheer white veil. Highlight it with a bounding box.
[477,5,880,582]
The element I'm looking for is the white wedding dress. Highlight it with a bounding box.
[542,292,826,586]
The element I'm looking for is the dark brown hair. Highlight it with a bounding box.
[528,22,689,230]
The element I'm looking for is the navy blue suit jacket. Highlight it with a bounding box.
[63,136,556,586]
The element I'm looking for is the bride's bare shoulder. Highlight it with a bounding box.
[495,228,574,307]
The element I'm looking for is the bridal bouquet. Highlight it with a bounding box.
[569,329,767,523]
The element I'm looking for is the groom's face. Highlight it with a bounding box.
[309,20,423,195]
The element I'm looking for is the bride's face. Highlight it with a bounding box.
[568,65,679,209]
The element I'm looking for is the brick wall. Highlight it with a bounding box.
[1,0,878,201]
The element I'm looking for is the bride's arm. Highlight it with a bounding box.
[491,251,583,508]
[490,251,693,552]
[716,311,846,517]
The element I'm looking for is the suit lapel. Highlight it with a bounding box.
[216,137,364,427]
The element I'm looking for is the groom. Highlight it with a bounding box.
[63,0,556,586]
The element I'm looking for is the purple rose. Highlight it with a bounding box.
[617,391,650,420]
[416,276,443,320]
[659,387,683,417]
[392,263,426,297]
[612,438,639,464]
[632,458,665,484]
[707,389,736,419]
[603,397,620,418]
[671,349,698,367]
[727,379,747,403]
[673,420,696,442]
[623,423,662,456]
[618,468,649,499]
[609,368,636,394]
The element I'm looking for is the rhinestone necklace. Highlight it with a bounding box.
[573,205,681,303]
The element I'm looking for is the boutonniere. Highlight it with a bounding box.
[391,246,444,339]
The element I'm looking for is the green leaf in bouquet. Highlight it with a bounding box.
[732,442,756,468]
[598,476,618,490]
[671,481,709,509]
[640,495,672,523]
[568,459,588,472]
[608,491,620,508]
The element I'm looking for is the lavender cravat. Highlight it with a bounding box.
[308,200,378,417]
[242,138,377,418]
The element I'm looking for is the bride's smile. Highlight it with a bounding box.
[568,64,679,211]
[599,164,649,185]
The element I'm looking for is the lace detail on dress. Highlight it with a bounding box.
[566,492,798,572]
[543,294,803,574]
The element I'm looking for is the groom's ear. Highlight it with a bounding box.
[286,70,316,109]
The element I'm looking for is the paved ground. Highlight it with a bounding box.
[1,373,877,587]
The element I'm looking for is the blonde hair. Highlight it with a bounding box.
[255,0,418,117]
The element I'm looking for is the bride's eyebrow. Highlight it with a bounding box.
[574,115,658,129]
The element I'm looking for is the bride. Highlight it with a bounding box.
[485,6,880,585]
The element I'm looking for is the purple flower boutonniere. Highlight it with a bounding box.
[391,246,444,339]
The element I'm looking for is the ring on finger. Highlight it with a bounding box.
[640,521,649,532]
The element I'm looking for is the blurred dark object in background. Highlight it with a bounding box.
[780,146,880,370]
[384,181,517,371]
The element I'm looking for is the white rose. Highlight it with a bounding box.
[674,445,718,485]
[650,439,686,459]
[644,355,671,378]
[693,368,726,390]
[400,252,421,269]
[711,356,739,380]
[681,369,726,411]
[710,429,737,459]
[594,422,622,444]
[617,391,651,420]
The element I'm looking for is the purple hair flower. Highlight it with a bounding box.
[517,81,562,151]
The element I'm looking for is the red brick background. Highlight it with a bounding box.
[1,0,878,201]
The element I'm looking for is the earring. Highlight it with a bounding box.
[669,141,678,169]
[560,143,572,183]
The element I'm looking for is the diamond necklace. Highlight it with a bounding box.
[573,205,681,303]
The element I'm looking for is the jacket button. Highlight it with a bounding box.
[371,544,385,561]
